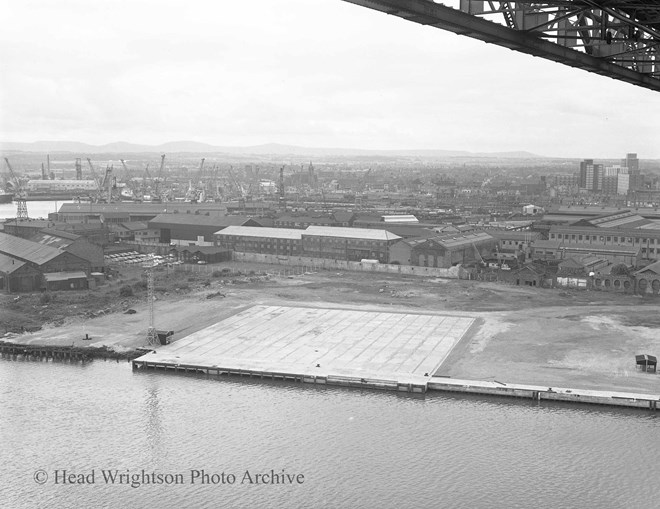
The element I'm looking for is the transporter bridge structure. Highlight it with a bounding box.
[342,0,660,92]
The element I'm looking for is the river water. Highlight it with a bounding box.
[1,359,659,509]
[0,200,72,221]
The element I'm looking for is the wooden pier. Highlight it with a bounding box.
[0,342,91,362]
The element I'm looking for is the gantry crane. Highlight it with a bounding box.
[3,158,28,219]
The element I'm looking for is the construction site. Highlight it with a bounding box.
[2,257,660,405]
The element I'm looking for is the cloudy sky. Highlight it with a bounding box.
[2,0,660,158]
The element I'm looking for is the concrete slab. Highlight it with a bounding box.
[134,305,476,389]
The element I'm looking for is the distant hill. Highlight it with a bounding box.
[0,140,544,158]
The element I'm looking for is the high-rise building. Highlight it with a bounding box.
[622,153,639,172]
[579,159,603,192]
[617,173,630,195]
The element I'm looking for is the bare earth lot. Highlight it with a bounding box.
[2,262,660,395]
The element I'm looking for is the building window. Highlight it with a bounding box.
[578,235,583,241]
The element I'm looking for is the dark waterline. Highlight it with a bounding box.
[2,359,659,509]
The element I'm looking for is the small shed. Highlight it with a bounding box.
[43,271,89,291]
[157,330,174,345]
[635,354,657,373]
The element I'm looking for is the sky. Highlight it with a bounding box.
[1,0,660,158]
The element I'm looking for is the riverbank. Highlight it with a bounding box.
[3,262,660,397]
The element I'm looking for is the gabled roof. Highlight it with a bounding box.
[303,226,400,241]
[119,222,149,231]
[149,213,252,228]
[39,228,80,241]
[0,252,26,274]
[570,210,654,229]
[0,232,65,265]
[634,260,660,276]
[510,264,544,276]
[29,233,72,249]
[214,226,303,240]
[432,231,495,249]
[332,210,355,223]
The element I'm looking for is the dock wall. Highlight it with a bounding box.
[131,358,660,410]
[428,378,660,410]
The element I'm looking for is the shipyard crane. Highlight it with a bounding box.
[119,159,131,180]
[86,158,106,202]
[100,165,116,203]
[142,163,151,198]
[278,166,286,210]
[3,158,28,219]
[119,159,140,200]
[153,154,166,201]
[227,165,245,199]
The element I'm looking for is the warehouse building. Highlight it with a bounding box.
[0,253,42,293]
[29,229,105,272]
[0,232,91,292]
[215,226,303,256]
[148,214,262,246]
[302,226,400,263]
[214,225,401,262]
[389,231,496,268]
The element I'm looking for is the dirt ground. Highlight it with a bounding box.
[2,262,660,395]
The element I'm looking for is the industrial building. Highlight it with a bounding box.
[0,232,91,292]
[29,229,105,272]
[215,226,303,256]
[56,202,226,223]
[531,240,641,266]
[302,226,400,263]
[149,214,263,246]
[389,231,496,268]
[214,225,400,262]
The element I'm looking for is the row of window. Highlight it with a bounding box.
[550,233,660,244]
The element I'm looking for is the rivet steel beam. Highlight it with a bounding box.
[341,0,660,92]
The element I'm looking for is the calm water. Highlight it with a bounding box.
[1,359,659,509]
[0,200,72,221]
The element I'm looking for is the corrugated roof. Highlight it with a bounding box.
[304,226,401,241]
[0,252,26,274]
[40,228,80,241]
[433,231,495,249]
[149,213,251,228]
[0,232,65,265]
[532,239,638,254]
[215,226,303,240]
[29,232,73,249]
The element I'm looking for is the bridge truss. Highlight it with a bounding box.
[343,1,660,92]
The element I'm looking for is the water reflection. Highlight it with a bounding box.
[143,379,164,461]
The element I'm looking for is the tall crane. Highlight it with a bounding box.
[100,165,116,203]
[278,166,286,210]
[153,154,166,201]
[86,158,104,202]
[3,158,28,219]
